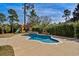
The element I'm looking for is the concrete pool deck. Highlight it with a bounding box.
[0,33,79,56]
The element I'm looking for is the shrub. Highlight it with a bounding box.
[13,23,19,32]
[0,26,2,33]
[76,23,79,38]
[5,25,11,33]
[46,23,74,38]
[32,27,43,33]
[32,22,79,38]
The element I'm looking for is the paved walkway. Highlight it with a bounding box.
[0,33,79,56]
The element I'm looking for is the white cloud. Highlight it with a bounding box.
[36,8,64,23]
[36,8,63,16]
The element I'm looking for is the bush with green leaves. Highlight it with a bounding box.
[13,23,19,32]
[4,25,11,33]
[46,23,79,38]
[76,22,79,38]
[0,25,2,33]
[31,21,79,38]
[2,23,20,33]
[32,27,43,33]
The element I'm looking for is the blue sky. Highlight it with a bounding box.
[0,3,76,24]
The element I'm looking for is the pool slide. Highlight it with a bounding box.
[15,28,20,33]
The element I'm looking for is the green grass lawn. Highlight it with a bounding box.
[0,45,15,56]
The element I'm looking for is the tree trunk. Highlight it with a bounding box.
[11,23,14,33]
[2,24,4,34]
[12,26,14,33]
[24,3,26,31]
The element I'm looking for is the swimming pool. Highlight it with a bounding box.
[27,33,59,44]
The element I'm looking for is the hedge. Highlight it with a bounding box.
[32,23,79,38]
[47,24,74,37]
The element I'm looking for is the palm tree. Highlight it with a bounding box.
[63,9,71,22]
[0,13,6,34]
[8,9,19,33]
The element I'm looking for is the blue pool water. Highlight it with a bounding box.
[28,33,59,43]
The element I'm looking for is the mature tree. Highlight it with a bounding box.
[66,4,79,22]
[62,9,71,22]
[28,9,40,28]
[24,4,41,30]
[0,13,6,34]
[30,9,37,17]
[39,16,52,31]
[71,4,79,39]
[72,4,79,22]
[23,3,34,30]
[64,4,79,39]
[8,9,19,33]
[40,16,52,26]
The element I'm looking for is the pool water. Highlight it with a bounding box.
[28,33,59,43]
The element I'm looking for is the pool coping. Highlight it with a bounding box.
[25,33,62,45]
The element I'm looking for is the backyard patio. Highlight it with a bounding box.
[0,33,79,56]
[0,3,79,56]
